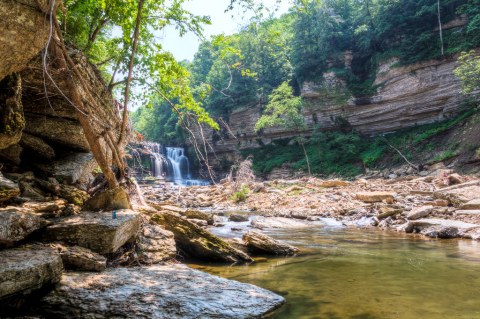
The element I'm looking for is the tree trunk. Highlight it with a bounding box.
[44,2,120,190]
[437,0,444,56]
[300,142,311,176]
[118,0,144,147]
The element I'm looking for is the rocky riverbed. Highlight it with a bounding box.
[142,163,480,241]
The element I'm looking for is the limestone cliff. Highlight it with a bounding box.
[206,54,471,161]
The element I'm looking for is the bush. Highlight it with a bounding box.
[231,185,249,202]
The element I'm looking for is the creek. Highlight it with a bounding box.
[191,223,480,319]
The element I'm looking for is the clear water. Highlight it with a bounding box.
[191,227,480,319]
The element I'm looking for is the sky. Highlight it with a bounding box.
[159,0,291,61]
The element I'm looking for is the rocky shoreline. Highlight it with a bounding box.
[2,162,480,318]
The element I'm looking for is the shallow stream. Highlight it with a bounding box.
[191,224,480,318]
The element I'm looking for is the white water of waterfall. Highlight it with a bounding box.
[166,147,190,181]
[165,147,210,186]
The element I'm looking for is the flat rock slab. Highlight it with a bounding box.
[460,199,480,210]
[43,210,141,254]
[251,217,314,229]
[41,264,285,319]
[434,185,480,207]
[411,218,479,230]
[406,206,433,220]
[455,210,480,215]
[355,191,396,203]
[0,247,62,300]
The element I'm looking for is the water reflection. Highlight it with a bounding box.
[190,227,480,319]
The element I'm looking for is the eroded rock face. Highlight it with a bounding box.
[41,264,284,319]
[200,55,470,160]
[0,208,47,246]
[43,210,141,254]
[152,212,253,263]
[0,247,62,300]
[0,0,49,80]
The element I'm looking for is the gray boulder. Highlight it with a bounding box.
[41,264,284,318]
[36,153,95,185]
[59,245,107,272]
[0,247,62,300]
[0,208,48,246]
[406,205,433,220]
[0,173,20,203]
[43,210,141,254]
[137,223,176,264]
[243,231,299,255]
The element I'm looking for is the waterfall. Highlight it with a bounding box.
[144,142,169,178]
[166,147,189,181]
[142,142,210,186]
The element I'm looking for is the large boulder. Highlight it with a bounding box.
[41,264,284,319]
[83,187,132,211]
[0,247,62,300]
[406,205,433,220]
[0,173,20,203]
[137,223,176,264]
[151,212,253,263]
[23,114,90,152]
[243,231,299,255]
[36,153,95,185]
[434,182,480,207]
[0,208,48,246]
[43,210,141,254]
[0,0,49,80]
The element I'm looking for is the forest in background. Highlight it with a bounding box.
[132,0,480,176]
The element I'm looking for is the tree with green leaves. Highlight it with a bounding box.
[41,0,220,195]
[255,81,311,175]
[454,50,480,94]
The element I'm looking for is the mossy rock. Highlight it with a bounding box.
[59,185,89,206]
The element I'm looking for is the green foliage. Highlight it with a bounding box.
[230,185,250,202]
[433,150,457,162]
[131,99,184,144]
[62,0,218,131]
[255,82,305,132]
[244,109,477,177]
[454,50,480,94]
